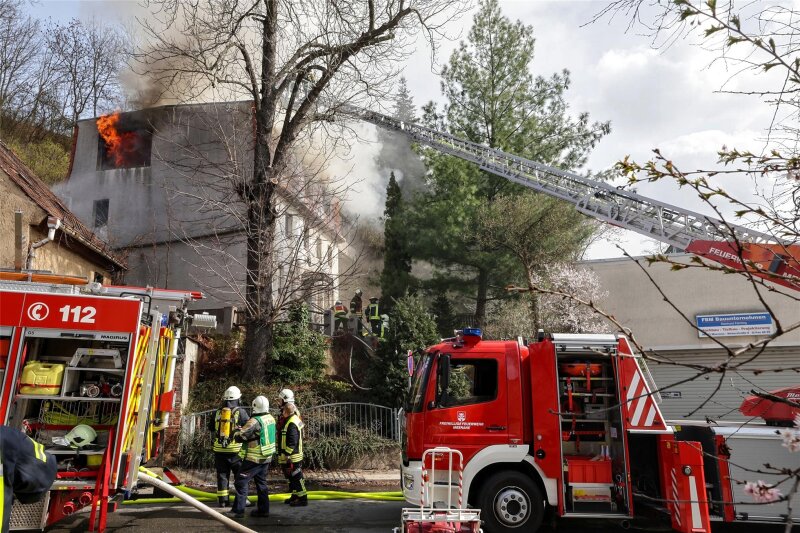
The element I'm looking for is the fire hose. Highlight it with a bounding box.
[126,466,404,505]
[136,472,257,533]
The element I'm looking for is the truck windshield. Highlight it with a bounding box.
[405,352,433,413]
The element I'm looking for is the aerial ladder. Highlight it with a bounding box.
[341,106,800,291]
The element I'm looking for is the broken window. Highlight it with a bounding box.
[96,114,153,170]
[93,199,109,228]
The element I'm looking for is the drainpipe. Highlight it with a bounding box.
[26,216,61,270]
[14,211,23,271]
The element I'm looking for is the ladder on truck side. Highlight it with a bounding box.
[395,447,481,533]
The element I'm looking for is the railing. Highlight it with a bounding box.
[303,402,400,442]
[179,402,401,450]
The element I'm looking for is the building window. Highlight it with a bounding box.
[93,199,109,228]
[285,214,294,238]
[93,272,104,284]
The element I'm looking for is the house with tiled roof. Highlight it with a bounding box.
[0,139,126,282]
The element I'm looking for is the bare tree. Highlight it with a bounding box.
[0,0,42,135]
[48,18,126,127]
[136,0,464,380]
[0,4,126,140]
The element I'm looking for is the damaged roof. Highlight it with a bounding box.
[0,140,127,270]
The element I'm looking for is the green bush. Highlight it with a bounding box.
[7,137,70,184]
[187,377,355,413]
[270,305,328,385]
[178,429,215,470]
[367,294,439,407]
[304,427,399,470]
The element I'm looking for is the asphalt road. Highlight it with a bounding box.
[44,500,791,533]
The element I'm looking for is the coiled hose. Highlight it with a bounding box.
[124,467,404,505]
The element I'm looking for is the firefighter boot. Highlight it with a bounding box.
[218,496,228,508]
[289,495,308,507]
[284,495,298,505]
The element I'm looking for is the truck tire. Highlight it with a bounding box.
[477,470,545,533]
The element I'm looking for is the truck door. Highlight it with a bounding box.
[424,353,508,464]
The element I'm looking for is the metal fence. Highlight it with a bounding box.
[179,402,401,449]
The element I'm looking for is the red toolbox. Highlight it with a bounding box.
[565,455,612,484]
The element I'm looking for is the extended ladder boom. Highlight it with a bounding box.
[342,106,776,250]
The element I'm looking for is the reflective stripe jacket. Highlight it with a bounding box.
[235,414,276,463]
[209,404,249,453]
[278,411,304,464]
[1,427,57,533]
[367,302,380,320]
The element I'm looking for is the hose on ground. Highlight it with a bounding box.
[130,466,403,505]
[137,472,257,533]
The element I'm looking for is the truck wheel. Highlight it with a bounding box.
[477,471,544,533]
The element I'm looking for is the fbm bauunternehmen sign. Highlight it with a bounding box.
[695,312,775,337]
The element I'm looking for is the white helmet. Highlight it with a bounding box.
[252,396,269,413]
[223,386,242,401]
[279,388,295,404]
[65,424,97,449]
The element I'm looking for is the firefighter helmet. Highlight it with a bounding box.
[355,288,362,296]
[279,388,295,404]
[65,424,97,449]
[252,396,269,414]
[223,386,242,401]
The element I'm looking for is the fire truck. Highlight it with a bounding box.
[0,273,205,531]
[336,106,799,532]
[399,330,798,533]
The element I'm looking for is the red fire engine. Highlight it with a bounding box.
[0,274,203,531]
[399,330,798,533]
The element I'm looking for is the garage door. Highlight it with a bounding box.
[647,347,799,421]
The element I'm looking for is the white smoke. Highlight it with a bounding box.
[326,122,387,221]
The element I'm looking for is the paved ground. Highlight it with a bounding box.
[45,499,790,533]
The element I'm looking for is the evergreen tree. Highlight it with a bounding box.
[430,289,456,338]
[407,0,609,326]
[380,171,412,312]
[393,77,416,122]
[375,77,426,194]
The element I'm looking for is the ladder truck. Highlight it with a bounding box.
[335,108,800,531]
[0,273,208,531]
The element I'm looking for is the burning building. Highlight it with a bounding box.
[54,102,346,324]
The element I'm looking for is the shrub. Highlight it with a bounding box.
[187,377,355,413]
[7,137,70,184]
[178,429,215,470]
[367,294,439,408]
[270,305,328,385]
[304,427,399,470]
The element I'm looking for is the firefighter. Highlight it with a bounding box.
[207,386,249,507]
[332,300,348,333]
[1,426,57,533]
[379,314,389,339]
[349,288,363,335]
[367,297,381,335]
[228,395,276,519]
[276,388,307,507]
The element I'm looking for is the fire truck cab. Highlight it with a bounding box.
[400,329,798,533]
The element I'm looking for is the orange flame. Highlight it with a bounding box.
[97,112,137,167]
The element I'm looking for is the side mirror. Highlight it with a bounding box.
[435,354,451,408]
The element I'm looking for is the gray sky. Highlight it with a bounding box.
[31,0,783,259]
